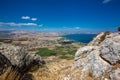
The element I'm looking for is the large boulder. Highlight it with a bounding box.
[0,43,45,80]
[0,53,11,75]
[0,43,44,68]
[100,33,120,65]
[73,46,111,79]
[70,32,120,80]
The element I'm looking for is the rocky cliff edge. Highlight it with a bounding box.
[66,32,120,80]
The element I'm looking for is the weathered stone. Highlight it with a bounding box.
[75,46,98,60]
[73,46,111,79]
[71,32,120,80]
[100,33,120,65]
[0,53,11,75]
[88,32,111,46]
[0,43,45,79]
[0,43,44,68]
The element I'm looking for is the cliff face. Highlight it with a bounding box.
[0,43,45,80]
[68,32,120,80]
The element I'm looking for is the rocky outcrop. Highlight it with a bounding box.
[0,53,11,75]
[70,32,120,80]
[100,33,120,65]
[0,43,45,80]
[88,32,111,46]
[0,43,44,67]
[73,46,111,79]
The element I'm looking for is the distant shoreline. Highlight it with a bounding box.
[62,34,97,44]
[0,30,96,44]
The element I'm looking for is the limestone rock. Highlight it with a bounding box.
[75,46,98,60]
[71,32,120,80]
[100,33,120,65]
[88,32,111,46]
[0,43,45,79]
[73,46,111,79]
[0,43,44,68]
[0,53,11,75]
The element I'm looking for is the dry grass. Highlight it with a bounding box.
[0,67,20,80]
[99,31,111,44]
[32,59,73,80]
[0,59,106,80]
[112,62,120,70]
[32,59,99,80]
[0,58,108,80]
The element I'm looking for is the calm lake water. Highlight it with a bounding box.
[63,34,97,43]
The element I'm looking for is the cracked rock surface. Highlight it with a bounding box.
[71,32,120,80]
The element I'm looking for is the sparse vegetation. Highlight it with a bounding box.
[36,46,77,60]
[0,67,20,80]
[99,31,111,43]
[32,59,73,80]
[0,32,83,80]
[36,48,56,56]
[68,50,76,55]
[59,55,73,60]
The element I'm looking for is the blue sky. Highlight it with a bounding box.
[0,0,120,33]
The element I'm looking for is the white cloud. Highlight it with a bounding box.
[102,0,111,4]
[21,16,30,20]
[0,22,42,27]
[31,18,37,21]
[20,23,37,26]
[21,16,38,21]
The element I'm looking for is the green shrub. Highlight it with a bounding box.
[67,50,76,55]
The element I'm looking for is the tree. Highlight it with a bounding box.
[118,27,120,31]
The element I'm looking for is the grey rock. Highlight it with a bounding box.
[88,32,111,46]
[100,33,120,65]
[0,43,45,79]
[73,46,111,79]
[0,43,44,68]
[72,32,120,80]
[0,52,11,75]
[75,46,98,60]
